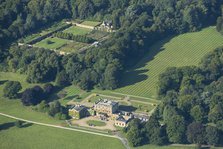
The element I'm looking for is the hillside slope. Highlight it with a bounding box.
[115,27,223,99]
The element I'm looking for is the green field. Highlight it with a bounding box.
[63,26,92,35]
[57,85,92,105]
[61,41,89,53]
[87,30,109,40]
[34,37,70,50]
[0,72,125,148]
[115,26,223,99]
[81,21,101,27]
[131,101,155,113]
[134,144,221,149]
[87,120,106,126]
[0,116,125,149]
[0,72,62,124]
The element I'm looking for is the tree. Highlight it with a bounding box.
[145,115,167,145]
[208,104,223,123]
[126,127,144,147]
[100,63,120,89]
[21,86,44,106]
[205,126,219,146]
[43,83,54,95]
[55,71,70,87]
[190,105,205,123]
[48,101,62,117]
[166,114,186,143]
[15,120,23,128]
[216,17,223,33]
[217,120,223,131]
[78,0,95,19]
[3,81,22,99]
[187,122,205,145]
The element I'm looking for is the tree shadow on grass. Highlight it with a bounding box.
[119,36,174,88]
[119,105,137,112]
[21,122,33,128]
[64,95,79,101]
[0,80,8,85]
[0,122,14,131]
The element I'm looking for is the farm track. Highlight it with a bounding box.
[0,112,130,149]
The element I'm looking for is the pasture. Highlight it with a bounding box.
[0,72,61,124]
[115,26,223,99]
[63,26,92,35]
[34,37,70,50]
[0,116,125,149]
[0,72,125,149]
[81,21,101,27]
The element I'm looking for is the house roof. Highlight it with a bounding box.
[70,105,86,112]
[116,116,127,123]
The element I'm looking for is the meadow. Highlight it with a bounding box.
[0,72,125,149]
[34,37,70,50]
[63,26,92,35]
[0,116,125,149]
[0,72,61,124]
[115,26,223,99]
[81,21,101,27]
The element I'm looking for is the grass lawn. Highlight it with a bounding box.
[63,26,92,35]
[133,144,221,149]
[115,26,223,99]
[0,116,125,149]
[58,85,91,105]
[61,41,89,53]
[81,21,101,27]
[34,37,70,50]
[87,30,109,40]
[87,120,106,127]
[0,72,42,90]
[131,101,155,113]
[0,72,62,124]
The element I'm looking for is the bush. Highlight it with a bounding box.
[3,81,22,99]
[15,120,23,128]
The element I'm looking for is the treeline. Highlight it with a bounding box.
[1,0,222,45]
[125,47,223,147]
[4,45,120,90]
[0,0,70,46]
[3,80,68,120]
[53,32,95,43]
[1,0,223,90]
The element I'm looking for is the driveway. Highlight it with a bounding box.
[71,116,116,131]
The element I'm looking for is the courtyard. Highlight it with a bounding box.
[71,116,116,131]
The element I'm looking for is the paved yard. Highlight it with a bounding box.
[71,116,116,131]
